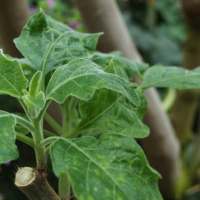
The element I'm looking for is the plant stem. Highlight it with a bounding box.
[12,114,35,133]
[58,172,70,200]
[188,135,200,180]
[44,113,63,135]
[63,127,80,138]
[43,130,58,137]
[16,132,34,147]
[31,118,47,170]
[15,167,61,200]
[38,99,51,120]
[18,99,31,120]
[62,99,71,135]
[40,136,60,147]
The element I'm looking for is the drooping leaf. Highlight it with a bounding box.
[15,124,30,135]
[0,111,18,164]
[14,11,102,74]
[13,113,30,135]
[50,135,162,200]
[46,58,140,106]
[0,50,28,98]
[90,51,149,78]
[73,89,149,138]
[141,65,200,89]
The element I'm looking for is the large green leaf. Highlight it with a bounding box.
[46,59,140,106]
[90,51,149,79]
[50,135,162,200]
[73,89,149,138]
[141,65,200,89]
[14,11,102,74]
[0,111,18,164]
[0,50,28,98]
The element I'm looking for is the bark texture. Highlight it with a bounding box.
[73,0,180,196]
[0,0,30,57]
[170,0,200,146]
[15,167,61,200]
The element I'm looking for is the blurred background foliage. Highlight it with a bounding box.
[26,0,185,66]
[118,0,185,65]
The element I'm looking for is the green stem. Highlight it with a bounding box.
[44,113,63,135]
[44,130,58,137]
[162,88,176,112]
[16,132,34,147]
[63,127,80,138]
[37,99,51,121]
[18,99,31,120]
[62,99,71,135]
[12,114,35,133]
[31,118,47,170]
[40,136,60,147]
[59,172,70,200]
[188,135,200,181]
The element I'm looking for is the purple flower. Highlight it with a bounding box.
[69,21,79,30]
[4,161,10,166]
[47,0,55,8]
[29,6,37,14]
[0,193,4,200]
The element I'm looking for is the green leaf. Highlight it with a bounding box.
[90,52,149,78]
[0,111,18,164]
[29,71,42,97]
[46,58,140,106]
[50,135,162,200]
[22,91,45,109]
[15,124,30,135]
[0,50,28,98]
[14,11,102,74]
[73,89,148,138]
[141,65,200,89]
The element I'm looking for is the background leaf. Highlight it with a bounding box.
[0,50,28,98]
[50,135,162,200]
[74,89,149,138]
[14,11,102,74]
[90,51,149,79]
[141,65,200,89]
[0,111,18,164]
[46,58,140,106]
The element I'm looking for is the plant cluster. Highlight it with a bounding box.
[0,11,200,199]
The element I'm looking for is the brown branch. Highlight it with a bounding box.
[0,0,30,57]
[73,0,180,196]
[15,167,61,200]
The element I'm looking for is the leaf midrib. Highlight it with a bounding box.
[73,95,123,134]
[41,30,74,73]
[0,73,21,97]
[64,138,143,199]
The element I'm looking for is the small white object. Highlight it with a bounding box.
[15,167,35,187]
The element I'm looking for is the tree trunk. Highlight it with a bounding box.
[0,0,30,57]
[73,0,180,197]
[170,0,200,147]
